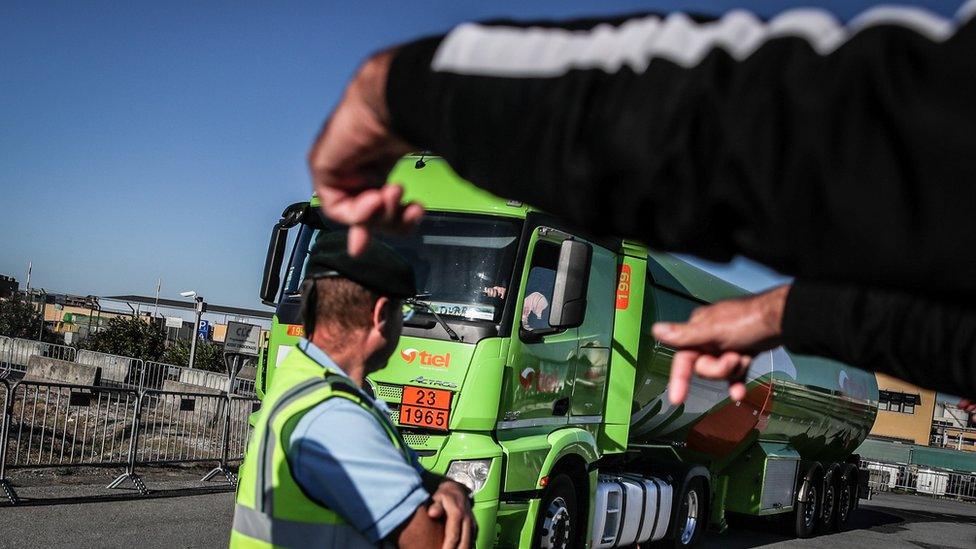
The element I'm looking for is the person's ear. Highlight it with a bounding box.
[372,296,390,335]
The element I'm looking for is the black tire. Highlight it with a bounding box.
[819,474,838,533]
[534,473,580,549]
[793,478,819,538]
[833,478,854,530]
[671,477,707,548]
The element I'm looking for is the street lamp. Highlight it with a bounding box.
[180,291,206,369]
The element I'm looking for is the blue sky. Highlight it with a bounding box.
[0,1,963,309]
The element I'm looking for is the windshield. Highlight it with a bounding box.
[283,212,522,323]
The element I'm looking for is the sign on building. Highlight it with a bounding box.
[165,316,184,329]
[224,321,261,356]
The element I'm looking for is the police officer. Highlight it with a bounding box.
[231,231,475,549]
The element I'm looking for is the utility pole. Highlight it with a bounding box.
[188,296,205,369]
[153,278,161,318]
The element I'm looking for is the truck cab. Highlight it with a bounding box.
[256,155,877,548]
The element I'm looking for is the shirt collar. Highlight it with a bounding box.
[297,338,388,412]
[297,338,349,380]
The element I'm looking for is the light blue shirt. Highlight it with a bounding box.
[287,339,429,543]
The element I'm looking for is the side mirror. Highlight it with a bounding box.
[260,202,308,306]
[548,239,592,329]
[259,222,289,305]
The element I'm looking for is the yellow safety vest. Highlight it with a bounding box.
[230,346,412,548]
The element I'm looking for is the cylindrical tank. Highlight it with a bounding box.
[629,260,878,465]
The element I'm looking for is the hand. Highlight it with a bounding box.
[959,399,976,413]
[484,286,506,299]
[308,50,424,256]
[427,480,476,549]
[652,285,790,405]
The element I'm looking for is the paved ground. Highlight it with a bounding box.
[1,472,974,548]
[703,492,976,548]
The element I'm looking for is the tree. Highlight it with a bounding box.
[161,338,226,373]
[0,296,56,341]
[78,316,165,361]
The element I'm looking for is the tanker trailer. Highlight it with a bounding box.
[586,253,878,546]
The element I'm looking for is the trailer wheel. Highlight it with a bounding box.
[672,477,707,547]
[793,478,819,538]
[535,473,580,549]
[819,476,837,533]
[833,478,853,530]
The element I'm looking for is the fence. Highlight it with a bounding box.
[1,337,76,379]
[0,377,259,504]
[0,337,253,397]
[864,459,976,502]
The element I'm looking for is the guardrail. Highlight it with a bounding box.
[864,459,976,502]
[0,378,259,504]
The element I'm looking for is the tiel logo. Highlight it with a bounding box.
[400,348,451,368]
[400,348,419,363]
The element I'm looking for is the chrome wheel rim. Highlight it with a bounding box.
[823,484,835,522]
[540,496,571,549]
[680,490,700,545]
[804,485,818,529]
[838,484,851,522]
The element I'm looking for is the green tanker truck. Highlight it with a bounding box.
[255,155,878,548]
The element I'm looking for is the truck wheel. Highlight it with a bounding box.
[535,473,580,549]
[833,479,853,530]
[672,477,707,547]
[819,476,837,533]
[793,478,819,538]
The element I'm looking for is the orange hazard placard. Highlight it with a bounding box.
[400,386,452,410]
[398,385,452,431]
[398,405,449,430]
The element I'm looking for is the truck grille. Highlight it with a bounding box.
[375,383,403,401]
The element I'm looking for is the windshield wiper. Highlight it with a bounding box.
[405,295,462,342]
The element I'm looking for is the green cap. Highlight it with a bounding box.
[305,231,416,299]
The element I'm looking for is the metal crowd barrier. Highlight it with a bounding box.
[0,378,259,503]
[863,459,976,502]
[76,349,144,389]
[142,360,256,397]
[1,337,76,379]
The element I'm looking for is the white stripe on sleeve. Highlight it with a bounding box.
[431,1,976,77]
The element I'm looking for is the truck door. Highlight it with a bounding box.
[499,227,578,431]
[569,243,615,421]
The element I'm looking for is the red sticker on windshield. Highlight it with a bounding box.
[616,264,631,310]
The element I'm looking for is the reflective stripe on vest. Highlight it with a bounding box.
[233,504,377,548]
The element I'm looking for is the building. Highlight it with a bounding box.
[870,373,936,445]
[0,275,18,298]
[866,373,976,452]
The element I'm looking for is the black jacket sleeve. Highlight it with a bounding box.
[782,278,976,397]
[385,5,976,302]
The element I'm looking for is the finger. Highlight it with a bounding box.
[400,202,425,229]
[441,503,460,549]
[668,350,698,405]
[347,225,372,256]
[459,516,472,549]
[427,499,444,518]
[653,321,697,347]
[693,353,740,379]
[729,380,747,402]
[377,184,404,226]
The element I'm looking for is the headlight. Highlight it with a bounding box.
[446,459,491,494]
